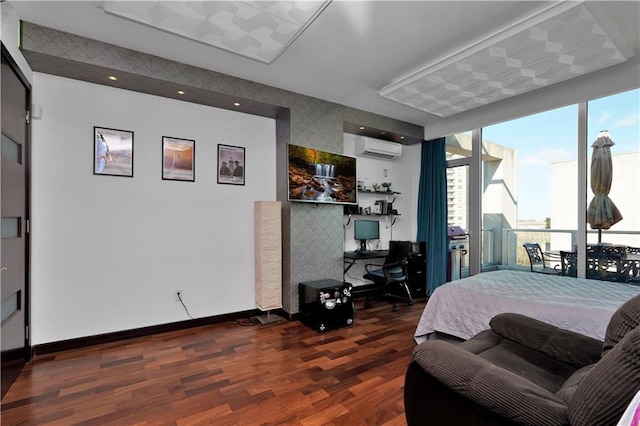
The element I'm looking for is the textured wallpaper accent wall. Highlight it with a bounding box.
[21,22,423,314]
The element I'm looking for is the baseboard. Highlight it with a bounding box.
[32,308,273,356]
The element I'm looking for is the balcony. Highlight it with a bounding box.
[484,228,640,273]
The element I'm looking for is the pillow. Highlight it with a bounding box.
[568,325,640,426]
[603,294,640,356]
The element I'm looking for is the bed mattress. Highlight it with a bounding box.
[414,270,640,343]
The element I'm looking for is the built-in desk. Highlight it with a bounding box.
[343,250,388,275]
[344,246,426,299]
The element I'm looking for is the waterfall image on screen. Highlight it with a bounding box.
[288,144,357,205]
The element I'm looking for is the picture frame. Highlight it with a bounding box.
[94,126,134,177]
[217,144,245,185]
[162,136,195,182]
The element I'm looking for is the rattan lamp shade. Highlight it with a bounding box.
[254,201,282,311]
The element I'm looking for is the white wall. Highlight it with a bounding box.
[31,73,276,344]
[342,134,420,284]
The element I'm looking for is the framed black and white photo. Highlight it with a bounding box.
[94,126,134,177]
[217,144,245,185]
[162,136,195,182]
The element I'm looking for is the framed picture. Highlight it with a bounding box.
[94,126,134,177]
[217,144,245,185]
[162,136,195,182]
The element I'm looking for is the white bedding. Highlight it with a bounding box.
[414,270,640,343]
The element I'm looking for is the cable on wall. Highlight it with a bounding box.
[343,215,352,242]
[178,293,194,319]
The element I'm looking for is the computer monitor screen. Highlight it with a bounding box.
[354,220,379,252]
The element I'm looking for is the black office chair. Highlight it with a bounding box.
[363,240,413,311]
[523,242,560,275]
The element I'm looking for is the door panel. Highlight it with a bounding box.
[1,47,30,399]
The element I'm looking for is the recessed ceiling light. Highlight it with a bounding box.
[108,76,117,81]
[177,90,185,95]
[400,136,405,140]
[359,126,365,130]
[234,102,241,107]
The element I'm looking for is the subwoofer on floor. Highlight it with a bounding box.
[299,279,354,332]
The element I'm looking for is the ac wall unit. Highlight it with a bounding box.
[355,136,403,159]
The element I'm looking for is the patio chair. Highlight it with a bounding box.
[560,250,577,277]
[523,243,560,275]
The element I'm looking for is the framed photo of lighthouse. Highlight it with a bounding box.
[217,144,245,185]
[287,144,357,205]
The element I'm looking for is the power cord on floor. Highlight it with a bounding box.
[178,293,194,319]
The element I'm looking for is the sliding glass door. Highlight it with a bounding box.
[454,87,638,280]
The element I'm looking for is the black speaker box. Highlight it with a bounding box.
[299,280,354,332]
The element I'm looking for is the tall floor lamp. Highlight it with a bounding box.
[254,201,283,324]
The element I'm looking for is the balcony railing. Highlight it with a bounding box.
[487,228,640,269]
[458,228,639,279]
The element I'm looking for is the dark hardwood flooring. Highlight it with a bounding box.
[1,298,426,425]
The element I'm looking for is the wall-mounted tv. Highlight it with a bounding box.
[288,144,357,205]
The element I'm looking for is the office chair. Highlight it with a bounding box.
[363,240,413,311]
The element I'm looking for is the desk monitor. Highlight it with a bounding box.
[354,220,379,252]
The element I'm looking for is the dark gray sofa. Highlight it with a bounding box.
[404,293,640,426]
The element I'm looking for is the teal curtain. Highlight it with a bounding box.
[417,137,447,295]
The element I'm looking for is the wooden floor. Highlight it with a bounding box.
[1,298,426,425]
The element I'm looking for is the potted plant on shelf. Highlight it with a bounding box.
[382,182,392,192]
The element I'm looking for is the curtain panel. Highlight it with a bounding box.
[417,138,447,295]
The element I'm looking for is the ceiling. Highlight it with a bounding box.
[9,1,640,133]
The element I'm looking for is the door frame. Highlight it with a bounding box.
[1,42,32,364]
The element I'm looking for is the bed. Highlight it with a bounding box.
[414,270,640,343]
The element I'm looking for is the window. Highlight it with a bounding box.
[455,87,639,278]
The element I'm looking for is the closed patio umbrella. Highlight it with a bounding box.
[586,130,623,243]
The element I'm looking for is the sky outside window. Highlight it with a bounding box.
[482,88,639,222]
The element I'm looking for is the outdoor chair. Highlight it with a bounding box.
[523,242,560,275]
[560,250,578,277]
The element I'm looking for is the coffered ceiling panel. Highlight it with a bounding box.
[379,2,634,118]
[9,1,640,132]
[100,0,330,63]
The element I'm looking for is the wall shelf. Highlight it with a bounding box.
[358,190,401,195]
[345,213,401,217]
[345,189,401,216]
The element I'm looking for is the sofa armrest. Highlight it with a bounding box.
[412,340,568,426]
[489,313,602,367]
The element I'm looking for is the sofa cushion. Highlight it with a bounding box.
[555,364,595,405]
[603,294,640,356]
[412,340,568,426]
[568,325,640,426]
[490,313,602,368]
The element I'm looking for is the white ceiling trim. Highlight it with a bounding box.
[379,1,635,118]
[99,0,331,64]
